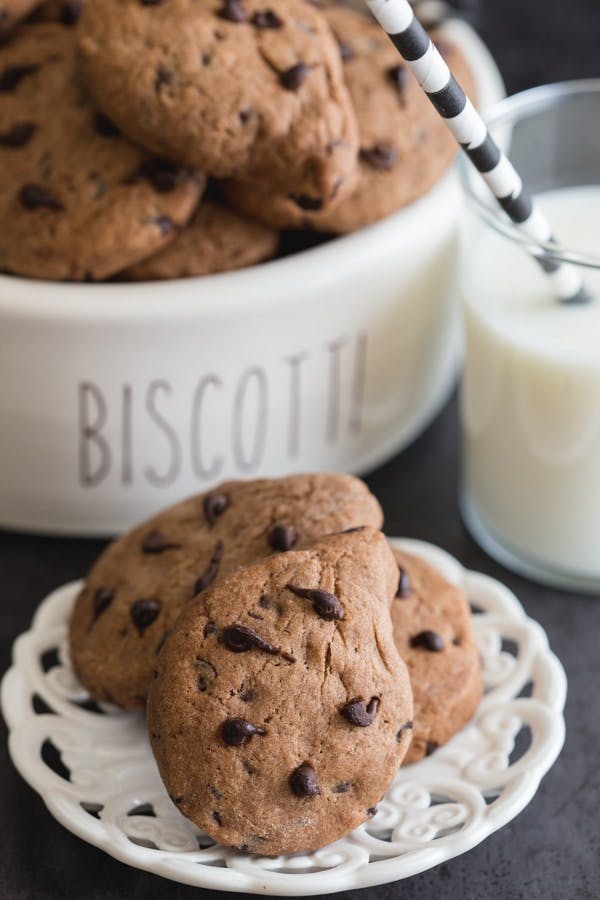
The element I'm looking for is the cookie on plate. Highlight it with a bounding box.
[31,0,84,25]
[224,7,475,231]
[147,527,413,856]
[77,0,359,210]
[122,200,278,281]
[69,474,383,709]
[0,24,203,280]
[390,547,483,765]
[0,0,40,35]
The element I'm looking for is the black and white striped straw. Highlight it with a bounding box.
[366,0,590,304]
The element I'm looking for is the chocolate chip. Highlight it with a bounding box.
[332,781,352,794]
[203,492,229,526]
[0,121,36,147]
[88,171,107,199]
[268,524,298,552]
[94,111,120,137]
[153,215,173,235]
[396,567,411,598]
[218,0,247,22]
[238,108,253,123]
[0,65,39,92]
[155,630,170,654]
[131,158,183,192]
[92,587,114,621]
[222,624,278,654]
[155,65,173,90]
[290,763,320,797]
[287,584,345,620]
[222,624,294,662]
[141,0,166,5]
[212,810,223,826]
[387,64,408,101]
[193,541,224,595]
[258,595,272,609]
[240,688,256,702]
[410,630,445,652]
[396,720,413,742]
[359,144,397,171]
[288,193,323,211]
[251,9,283,28]
[130,598,161,635]
[366,806,377,818]
[220,717,265,746]
[340,697,379,727]
[425,740,438,757]
[337,39,354,62]
[141,529,181,554]
[279,63,309,91]
[19,184,63,211]
[196,657,217,691]
[59,0,84,25]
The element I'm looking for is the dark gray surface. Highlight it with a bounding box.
[2,2,600,897]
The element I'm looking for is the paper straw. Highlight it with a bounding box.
[366,0,591,305]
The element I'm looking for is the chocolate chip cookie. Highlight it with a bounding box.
[122,200,278,280]
[0,24,203,279]
[390,547,483,765]
[147,527,413,855]
[77,0,359,209]
[0,0,39,35]
[32,0,85,26]
[224,7,476,231]
[69,474,383,709]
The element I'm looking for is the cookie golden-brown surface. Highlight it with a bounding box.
[148,528,413,855]
[69,475,383,709]
[77,0,358,207]
[122,200,278,280]
[225,6,476,231]
[0,23,202,279]
[0,0,40,34]
[390,548,483,765]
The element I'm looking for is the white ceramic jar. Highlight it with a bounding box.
[0,21,503,535]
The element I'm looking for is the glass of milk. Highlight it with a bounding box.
[460,81,600,592]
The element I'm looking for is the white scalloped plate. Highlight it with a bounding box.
[1,539,566,895]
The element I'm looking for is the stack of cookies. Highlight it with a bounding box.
[0,0,474,281]
[69,473,483,855]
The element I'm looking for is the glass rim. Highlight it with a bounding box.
[460,78,600,270]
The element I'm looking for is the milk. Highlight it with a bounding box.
[461,185,600,586]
